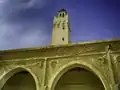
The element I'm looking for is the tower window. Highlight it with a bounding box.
[60,13,62,17]
[62,23,65,29]
[62,37,64,41]
[63,13,64,17]
[59,13,65,17]
[58,23,60,28]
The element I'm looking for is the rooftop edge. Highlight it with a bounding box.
[0,39,120,53]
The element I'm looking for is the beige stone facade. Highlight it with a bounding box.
[0,9,120,90]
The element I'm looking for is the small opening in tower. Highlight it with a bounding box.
[62,37,64,41]
[63,13,64,17]
[60,13,62,17]
[58,23,60,28]
[62,23,65,29]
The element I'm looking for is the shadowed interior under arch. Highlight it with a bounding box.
[2,71,36,90]
[55,67,104,90]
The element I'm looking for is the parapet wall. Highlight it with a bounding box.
[0,39,120,60]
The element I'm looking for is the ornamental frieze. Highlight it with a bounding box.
[0,57,44,68]
[89,54,109,72]
[53,43,113,57]
[111,54,120,65]
[116,55,120,63]
[98,55,106,66]
[1,41,120,60]
[113,55,120,69]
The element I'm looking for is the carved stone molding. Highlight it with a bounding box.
[113,55,120,68]
[20,61,43,68]
[116,56,120,63]
[1,60,43,69]
[0,68,5,77]
[0,57,44,68]
[0,57,44,62]
[1,40,120,61]
[50,60,58,69]
[98,55,106,66]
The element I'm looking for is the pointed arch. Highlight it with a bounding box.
[48,61,110,90]
[0,67,39,90]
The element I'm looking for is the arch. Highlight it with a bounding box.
[0,67,39,90]
[49,61,110,90]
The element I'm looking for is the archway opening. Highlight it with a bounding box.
[2,71,36,90]
[55,67,105,90]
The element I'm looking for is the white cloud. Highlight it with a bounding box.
[0,0,50,50]
[0,18,50,50]
[0,0,7,3]
[0,20,49,50]
[27,0,47,9]
[19,29,48,47]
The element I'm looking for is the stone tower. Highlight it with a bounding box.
[52,9,71,45]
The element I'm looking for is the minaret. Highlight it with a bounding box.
[52,9,71,45]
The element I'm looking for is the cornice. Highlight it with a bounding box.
[0,39,120,60]
[0,39,120,52]
[0,52,113,62]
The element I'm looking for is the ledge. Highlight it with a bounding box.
[0,39,120,60]
[0,39,120,53]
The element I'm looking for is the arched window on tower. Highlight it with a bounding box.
[63,13,64,17]
[60,13,62,17]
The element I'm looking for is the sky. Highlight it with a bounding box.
[0,0,120,50]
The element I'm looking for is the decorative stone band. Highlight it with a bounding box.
[0,40,120,60]
[0,52,106,62]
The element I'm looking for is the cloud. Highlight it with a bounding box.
[19,22,49,48]
[0,0,50,50]
[0,21,49,50]
[27,0,48,9]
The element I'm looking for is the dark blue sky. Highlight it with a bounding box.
[0,0,120,50]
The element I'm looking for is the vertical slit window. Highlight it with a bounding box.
[57,24,59,28]
[62,37,64,41]
[63,13,64,17]
[60,14,61,17]
[62,23,65,30]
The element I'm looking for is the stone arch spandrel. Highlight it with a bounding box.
[0,66,39,90]
[48,61,110,90]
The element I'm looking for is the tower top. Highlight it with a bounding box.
[58,8,67,13]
